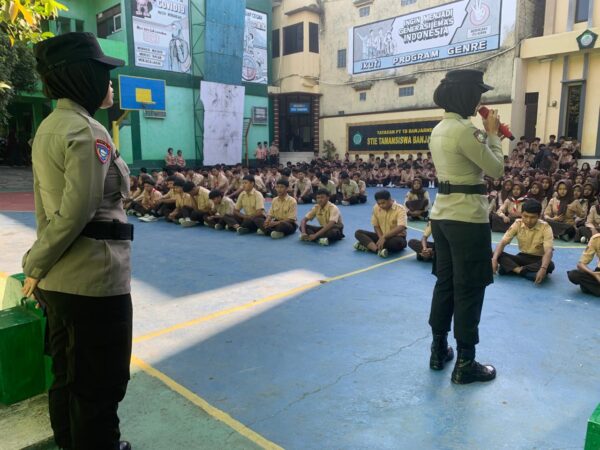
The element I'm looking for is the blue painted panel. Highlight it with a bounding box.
[119,75,167,111]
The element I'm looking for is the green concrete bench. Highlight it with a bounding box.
[586,404,600,450]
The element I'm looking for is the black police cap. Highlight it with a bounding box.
[441,69,494,92]
[34,32,125,75]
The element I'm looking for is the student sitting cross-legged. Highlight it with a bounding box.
[491,199,554,284]
[408,221,435,262]
[337,171,361,205]
[300,188,345,246]
[254,179,298,239]
[180,184,213,227]
[204,189,235,229]
[354,189,408,258]
[128,178,162,219]
[222,175,266,234]
[567,233,600,296]
[168,181,196,224]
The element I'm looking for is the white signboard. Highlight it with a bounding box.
[242,9,268,84]
[131,0,192,73]
[350,0,502,74]
[201,81,245,166]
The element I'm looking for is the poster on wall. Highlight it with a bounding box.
[349,0,502,74]
[242,9,268,84]
[348,120,440,152]
[131,0,192,73]
[200,81,246,165]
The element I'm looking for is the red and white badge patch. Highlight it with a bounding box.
[95,139,111,164]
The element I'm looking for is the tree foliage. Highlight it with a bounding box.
[0,0,67,46]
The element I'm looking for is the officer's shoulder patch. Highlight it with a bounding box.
[95,139,111,164]
[473,129,487,144]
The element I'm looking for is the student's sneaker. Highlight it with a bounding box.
[180,219,197,228]
[353,242,368,252]
[178,218,186,224]
[580,236,588,243]
[225,225,231,231]
[139,215,158,223]
[256,229,266,236]
[126,209,136,216]
[271,231,285,239]
[135,212,143,217]
[299,233,310,241]
[341,200,350,206]
[214,224,224,230]
[203,221,210,227]
[318,237,329,246]
[237,227,250,235]
[378,248,389,258]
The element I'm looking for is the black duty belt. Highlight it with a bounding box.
[437,182,486,195]
[82,220,134,241]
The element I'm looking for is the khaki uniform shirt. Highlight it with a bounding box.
[269,195,297,221]
[214,196,235,216]
[497,198,523,219]
[318,180,337,197]
[341,180,359,198]
[429,112,504,223]
[405,191,431,207]
[357,180,367,194]
[586,207,600,229]
[501,219,554,257]
[141,188,162,209]
[195,187,212,212]
[23,99,131,296]
[295,179,312,197]
[580,233,600,268]
[371,202,407,236]
[236,189,265,216]
[306,202,343,227]
[175,192,194,209]
[544,198,584,226]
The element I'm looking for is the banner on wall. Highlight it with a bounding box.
[200,81,245,165]
[348,120,440,152]
[349,0,502,74]
[131,0,192,73]
[242,9,268,84]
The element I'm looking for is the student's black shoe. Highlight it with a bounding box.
[451,350,496,384]
[429,334,454,370]
[119,442,132,450]
[497,266,507,275]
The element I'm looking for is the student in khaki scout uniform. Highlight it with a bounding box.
[490,182,526,232]
[254,179,298,239]
[354,190,408,258]
[492,200,554,283]
[428,69,503,385]
[22,33,133,450]
[352,172,368,204]
[405,178,430,220]
[544,180,585,241]
[300,189,345,246]
[567,233,600,296]
[204,190,235,229]
[141,175,177,221]
[181,184,213,227]
[577,198,600,243]
[294,170,314,204]
[408,221,435,262]
[223,175,266,234]
[318,174,338,202]
[166,180,195,223]
[338,172,361,205]
[128,178,162,218]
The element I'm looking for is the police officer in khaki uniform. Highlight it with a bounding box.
[428,69,503,384]
[21,33,132,450]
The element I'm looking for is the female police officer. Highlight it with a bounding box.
[427,70,503,385]
[21,33,133,450]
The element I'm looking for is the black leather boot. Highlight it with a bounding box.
[451,348,496,384]
[429,333,454,370]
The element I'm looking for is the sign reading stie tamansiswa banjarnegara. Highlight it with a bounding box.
[349,0,502,74]
[348,120,440,152]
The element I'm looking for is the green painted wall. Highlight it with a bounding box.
[244,95,269,162]
[138,85,196,162]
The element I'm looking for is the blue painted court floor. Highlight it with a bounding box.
[1,187,599,449]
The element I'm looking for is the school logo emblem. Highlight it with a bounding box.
[473,130,487,144]
[353,132,363,146]
[95,139,111,164]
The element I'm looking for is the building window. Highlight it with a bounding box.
[359,6,370,17]
[359,92,367,101]
[272,29,280,58]
[401,0,417,5]
[309,22,319,53]
[564,84,582,139]
[337,49,347,68]
[283,22,304,55]
[97,4,122,38]
[56,17,71,34]
[575,0,589,23]
[399,86,414,97]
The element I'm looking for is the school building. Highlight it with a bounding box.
[271,0,600,161]
[8,0,273,167]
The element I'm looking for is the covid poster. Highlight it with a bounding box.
[350,0,502,74]
[242,9,268,84]
[200,81,245,166]
[131,0,192,73]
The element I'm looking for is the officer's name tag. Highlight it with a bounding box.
[473,130,487,144]
[96,139,111,164]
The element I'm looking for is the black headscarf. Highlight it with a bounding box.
[39,60,110,116]
[433,81,483,119]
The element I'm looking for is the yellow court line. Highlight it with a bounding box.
[133,253,417,345]
[131,355,284,450]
